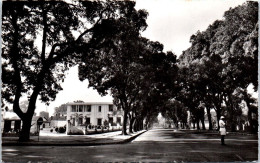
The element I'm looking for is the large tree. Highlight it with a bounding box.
[78,25,178,134]
[178,1,258,131]
[77,2,149,135]
[2,1,145,141]
[209,1,258,131]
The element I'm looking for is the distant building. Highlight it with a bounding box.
[50,113,67,128]
[66,102,123,127]
[1,111,45,136]
[39,111,51,128]
[2,111,21,134]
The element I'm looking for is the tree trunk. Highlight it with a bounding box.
[19,117,33,142]
[206,107,213,130]
[18,85,41,141]
[201,119,206,130]
[145,121,149,130]
[141,119,144,130]
[213,94,223,131]
[247,106,253,131]
[132,119,137,132]
[244,96,253,133]
[200,109,206,130]
[176,121,179,129]
[184,122,187,129]
[134,119,138,131]
[215,107,221,130]
[122,110,128,135]
[129,117,135,133]
[226,94,236,132]
[192,122,195,129]
[139,119,143,130]
[196,119,200,130]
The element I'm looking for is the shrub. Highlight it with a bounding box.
[58,127,66,133]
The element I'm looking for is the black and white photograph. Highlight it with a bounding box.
[1,0,258,162]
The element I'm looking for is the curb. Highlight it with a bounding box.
[2,130,147,146]
[121,130,147,144]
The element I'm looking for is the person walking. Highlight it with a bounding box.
[219,116,226,145]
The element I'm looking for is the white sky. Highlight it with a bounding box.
[34,0,248,116]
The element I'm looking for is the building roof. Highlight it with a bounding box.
[66,102,113,105]
[3,112,20,120]
[3,113,47,122]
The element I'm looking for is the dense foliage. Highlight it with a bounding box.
[177,1,258,132]
[2,0,152,140]
[2,1,258,142]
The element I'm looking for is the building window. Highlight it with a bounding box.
[98,106,102,112]
[78,105,83,112]
[71,105,76,112]
[83,105,91,112]
[109,105,113,112]
[97,118,102,126]
[86,118,90,125]
[117,117,121,125]
[87,105,91,112]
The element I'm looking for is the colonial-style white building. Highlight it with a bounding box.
[66,102,124,127]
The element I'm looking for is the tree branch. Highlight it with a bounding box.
[41,4,47,64]
[47,6,107,64]
[47,19,100,63]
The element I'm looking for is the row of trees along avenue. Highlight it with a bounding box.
[170,1,258,132]
[2,1,258,141]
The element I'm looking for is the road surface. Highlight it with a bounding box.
[2,129,258,162]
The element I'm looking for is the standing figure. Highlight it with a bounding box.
[219,116,226,145]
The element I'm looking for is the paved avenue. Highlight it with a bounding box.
[2,128,258,162]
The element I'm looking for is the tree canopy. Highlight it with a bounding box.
[2,1,258,141]
[178,1,258,132]
[2,0,150,141]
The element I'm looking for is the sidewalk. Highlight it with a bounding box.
[2,130,146,146]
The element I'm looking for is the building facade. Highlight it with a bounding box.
[66,102,123,127]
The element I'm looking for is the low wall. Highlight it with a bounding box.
[85,126,122,135]
[67,125,122,135]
